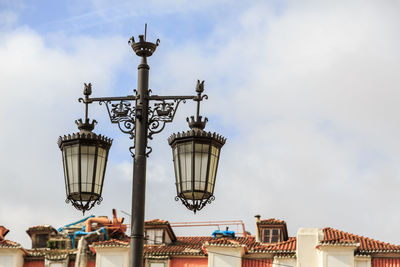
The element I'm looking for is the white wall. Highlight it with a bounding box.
[94,247,129,267]
[354,257,371,267]
[0,255,12,267]
[205,246,245,267]
[296,228,323,267]
[274,258,296,267]
[0,249,23,267]
[318,244,357,267]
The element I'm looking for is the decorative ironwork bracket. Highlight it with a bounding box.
[65,196,103,215]
[175,195,215,214]
[78,82,208,156]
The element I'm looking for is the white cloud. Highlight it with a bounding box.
[0,28,129,246]
[2,0,400,249]
[148,0,400,243]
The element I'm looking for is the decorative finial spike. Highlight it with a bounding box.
[84,83,92,96]
[196,80,205,93]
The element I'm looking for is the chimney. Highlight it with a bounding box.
[0,226,10,241]
[255,215,261,242]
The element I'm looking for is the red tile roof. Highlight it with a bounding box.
[145,219,170,225]
[26,249,75,260]
[26,225,58,236]
[322,228,400,252]
[91,236,296,256]
[258,219,286,225]
[0,239,22,249]
[250,237,296,253]
[91,239,129,248]
[90,222,400,257]
[145,237,211,256]
[206,237,254,247]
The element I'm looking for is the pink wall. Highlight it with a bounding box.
[68,260,95,267]
[23,261,44,267]
[170,257,208,267]
[242,258,273,267]
[373,258,400,267]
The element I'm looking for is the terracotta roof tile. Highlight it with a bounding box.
[144,237,212,256]
[0,239,22,249]
[26,249,76,260]
[258,219,286,225]
[206,237,254,247]
[322,228,400,252]
[91,239,129,248]
[249,237,296,253]
[26,225,58,236]
[145,219,169,226]
[91,236,295,256]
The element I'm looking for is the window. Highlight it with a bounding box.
[262,229,280,243]
[145,229,164,245]
[37,234,48,248]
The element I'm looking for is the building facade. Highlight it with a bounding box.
[1,215,400,267]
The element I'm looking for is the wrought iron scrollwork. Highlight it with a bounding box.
[145,145,152,157]
[129,145,135,158]
[174,195,215,214]
[147,99,186,140]
[65,196,103,215]
[100,100,136,139]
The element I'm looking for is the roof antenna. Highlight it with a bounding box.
[144,23,147,41]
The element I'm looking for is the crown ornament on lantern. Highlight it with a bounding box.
[186,80,208,130]
[75,83,97,132]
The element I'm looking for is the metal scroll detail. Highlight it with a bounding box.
[148,99,186,140]
[174,195,215,214]
[101,100,136,139]
[65,196,103,215]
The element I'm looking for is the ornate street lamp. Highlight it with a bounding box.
[58,30,225,267]
[169,81,226,213]
[58,84,112,213]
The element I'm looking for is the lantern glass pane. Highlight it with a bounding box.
[66,145,80,195]
[207,145,220,193]
[194,143,209,191]
[178,142,193,192]
[62,149,69,195]
[173,146,181,194]
[94,147,106,194]
[80,145,96,193]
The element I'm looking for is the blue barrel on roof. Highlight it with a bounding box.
[212,229,235,238]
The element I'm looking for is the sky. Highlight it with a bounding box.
[1,0,400,248]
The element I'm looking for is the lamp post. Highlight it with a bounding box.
[58,33,225,267]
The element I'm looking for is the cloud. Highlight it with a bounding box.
[2,0,400,248]
[0,27,129,246]
[148,0,400,243]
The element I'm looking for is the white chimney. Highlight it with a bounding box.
[254,215,261,242]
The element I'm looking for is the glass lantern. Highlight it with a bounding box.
[58,118,112,214]
[169,115,225,213]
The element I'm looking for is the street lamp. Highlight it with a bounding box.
[58,32,225,267]
[58,84,112,213]
[169,81,225,213]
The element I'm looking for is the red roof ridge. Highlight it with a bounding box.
[259,218,286,225]
[0,239,22,249]
[323,227,400,252]
[145,219,169,225]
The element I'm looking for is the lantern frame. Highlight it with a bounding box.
[168,128,225,213]
[58,113,112,214]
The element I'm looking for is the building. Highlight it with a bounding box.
[1,213,400,267]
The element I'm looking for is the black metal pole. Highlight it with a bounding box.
[130,55,149,267]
